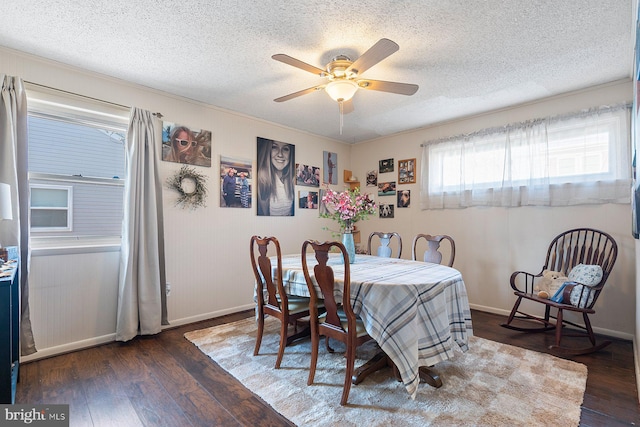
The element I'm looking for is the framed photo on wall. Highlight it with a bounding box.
[379,158,394,173]
[398,158,416,184]
[323,151,338,184]
[162,121,212,167]
[256,137,295,216]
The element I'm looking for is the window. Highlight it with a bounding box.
[27,88,129,247]
[421,104,631,209]
[30,184,72,231]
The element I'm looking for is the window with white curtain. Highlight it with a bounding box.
[26,87,129,248]
[420,104,631,209]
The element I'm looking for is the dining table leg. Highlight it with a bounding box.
[418,366,443,388]
[351,351,392,384]
[285,320,311,346]
[350,350,443,389]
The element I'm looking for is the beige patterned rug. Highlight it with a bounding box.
[185,317,587,427]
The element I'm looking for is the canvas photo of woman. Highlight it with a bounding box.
[162,122,212,167]
[257,137,295,216]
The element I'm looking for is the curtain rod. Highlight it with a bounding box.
[24,80,163,118]
[420,102,631,147]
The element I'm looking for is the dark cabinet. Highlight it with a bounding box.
[0,246,19,404]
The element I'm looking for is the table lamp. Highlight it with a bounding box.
[0,182,12,253]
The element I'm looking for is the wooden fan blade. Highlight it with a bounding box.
[272,54,326,76]
[358,79,419,96]
[274,85,325,102]
[346,38,399,76]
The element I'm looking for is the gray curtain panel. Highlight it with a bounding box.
[0,75,37,355]
[116,107,167,341]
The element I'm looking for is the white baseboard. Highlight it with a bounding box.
[161,303,255,329]
[21,333,116,363]
[20,303,255,363]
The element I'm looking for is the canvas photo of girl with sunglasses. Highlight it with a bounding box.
[162,122,212,167]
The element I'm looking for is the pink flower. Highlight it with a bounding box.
[321,187,376,233]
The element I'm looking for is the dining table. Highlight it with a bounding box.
[273,253,473,399]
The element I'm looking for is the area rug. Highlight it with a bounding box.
[185,317,587,427]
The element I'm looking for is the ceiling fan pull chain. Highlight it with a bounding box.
[339,101,344,135]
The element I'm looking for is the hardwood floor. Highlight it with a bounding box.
[15,309,639,426]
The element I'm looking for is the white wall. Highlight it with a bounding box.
[350,80,636,340]
[1,47,635,365]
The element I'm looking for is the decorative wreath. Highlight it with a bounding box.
[167,165,208,209]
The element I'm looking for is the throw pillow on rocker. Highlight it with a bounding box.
[534,264,603,308]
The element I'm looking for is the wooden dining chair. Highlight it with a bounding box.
[250,235,318,369]
[501,228,617,355]
[411,234,456,267]
[367,231,402,258]
[301,239,373,406]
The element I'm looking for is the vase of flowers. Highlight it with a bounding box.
[321,187,376,263]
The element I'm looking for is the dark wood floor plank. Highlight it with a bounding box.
[69,345,145,427]
[159,323,294,427]
[97,340,195,427]
[135,337,243,427]
[15,309,639,426]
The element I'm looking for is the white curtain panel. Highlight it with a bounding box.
[116,108,167,341]
[0,75,36,355]
[421,104,631,209]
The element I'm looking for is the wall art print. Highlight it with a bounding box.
[366,170,378,187]
[323,151,337,184]
[296,163,320,187]
[398,158,416,184]
[162,121,212,167]
[220,156,252,208]
[257,137,295,216]
[298,190,318,209]
[318,189,331,216]
[379,158,394,173]
[397,189,410,208]
[378,181,396,196]
[379,203,394,218]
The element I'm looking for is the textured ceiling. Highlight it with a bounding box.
[0,1,634,143]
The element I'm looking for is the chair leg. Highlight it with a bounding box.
[554,308,564,348]
[583,312,597,346]
[275,318,287,369]
[341,343,355,406]
[504,296,523,325]
[550,311,612,355]
[253,312,264,356]
[544,304,551,323]
[325,336,335,353]
[307,323,319,386]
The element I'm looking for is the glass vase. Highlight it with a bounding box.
[342,232,356,264]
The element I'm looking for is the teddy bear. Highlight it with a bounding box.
[534,269,569,299]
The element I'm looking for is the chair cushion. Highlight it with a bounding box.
[280,296,310,315]
[568,264,603,287]
[278,295,324,315]
[319,308,369,337]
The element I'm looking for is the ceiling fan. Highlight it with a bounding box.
[272,38,419,110]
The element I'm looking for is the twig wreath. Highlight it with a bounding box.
[167,165,208,209]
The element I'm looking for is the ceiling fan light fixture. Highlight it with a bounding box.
[326,80,358,102]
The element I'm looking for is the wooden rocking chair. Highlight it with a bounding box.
[501,227,617,355]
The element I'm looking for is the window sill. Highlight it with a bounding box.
[30,237,121,256]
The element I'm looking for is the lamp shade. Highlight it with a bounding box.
[326,80,358,102]
[0,183,13,220]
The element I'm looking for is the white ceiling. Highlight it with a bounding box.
[0,1,635,143]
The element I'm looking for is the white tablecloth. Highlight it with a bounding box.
[274,253,473,398]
